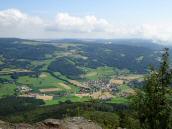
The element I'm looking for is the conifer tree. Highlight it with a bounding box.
[134,48,172,129]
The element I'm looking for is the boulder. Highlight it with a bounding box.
[0,117,102,129]
[60,117,102,129]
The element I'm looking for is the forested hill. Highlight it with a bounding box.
[0,38,169,77]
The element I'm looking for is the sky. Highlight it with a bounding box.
[0,0,172,42]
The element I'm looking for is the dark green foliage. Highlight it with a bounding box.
[48,57,83,79]
[0,38,167,75]
[82,111,120,129]
[0,39,56,60]
[0,78,10,83]
[0,38,57,70]
[77,43,160,73]
[1,102,127,123]
[1,38,172,128]
[11,71,38,79]
[0,96,44,116]
[133,48,172,129]
[119,112,140,129]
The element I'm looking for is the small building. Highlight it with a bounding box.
[36,94,53,101]
[17,85,32,94]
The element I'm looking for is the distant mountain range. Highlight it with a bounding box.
[0,38,171,76]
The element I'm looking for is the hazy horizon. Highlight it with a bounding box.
[1,0,172,44]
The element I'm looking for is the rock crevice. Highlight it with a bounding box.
[0,117,103,129]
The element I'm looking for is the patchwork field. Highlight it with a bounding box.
[58,82,71,90]
[36,95,53,101]
[0,84,16,97]
[0,38,152,107]
[110,79,124,85]
[83,66,116,80]
[0,66,143,106]
[39,88,61,93]
[16,72,78,91]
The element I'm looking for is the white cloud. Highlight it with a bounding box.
[0,9,43,26]
[0,9,45,38]
[137,24,172,42]
[0,9,172,43]
[47,13,113,33]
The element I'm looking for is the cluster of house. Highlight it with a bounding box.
[79,76,142,98]
[82,79,110,91]
[16,75,142,101]
[80,79,120,95]
[83,79,109,88]
[17,85,68,101]
[16,85,32,94]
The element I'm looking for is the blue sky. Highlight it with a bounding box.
[1,0,172,23]
[0,0,172,42]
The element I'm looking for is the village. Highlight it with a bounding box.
[16,74,143,101]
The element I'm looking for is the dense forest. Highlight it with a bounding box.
[0,38,172,129]
[0,38,167,79]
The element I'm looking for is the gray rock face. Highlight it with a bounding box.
[59,117,102,129]
[0,117,102,129]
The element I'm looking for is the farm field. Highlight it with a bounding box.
[83,66,116,80]
[0,38,153,107]
[0,65,141,105]
[1,0,172,127]
[0,84,16,97]
[45,95,91,105]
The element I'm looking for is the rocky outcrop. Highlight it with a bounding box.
[0,117,102,129]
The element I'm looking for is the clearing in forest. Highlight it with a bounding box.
[58,82,71,90]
